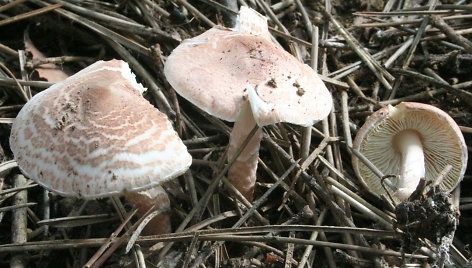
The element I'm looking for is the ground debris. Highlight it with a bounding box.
[395,186,459,264]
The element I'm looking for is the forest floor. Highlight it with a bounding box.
[0,0,471,267]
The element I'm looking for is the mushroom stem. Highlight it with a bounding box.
[124,186,171,235]
[227,102,263,201]
[395,130,426,201]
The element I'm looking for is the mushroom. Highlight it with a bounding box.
[164,7,332,201]
[352,102,467,201]
[10,59,192,234]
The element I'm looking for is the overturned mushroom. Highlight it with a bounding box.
[352,102,467,201]
[164,7,332,201]
[10,59,192,233]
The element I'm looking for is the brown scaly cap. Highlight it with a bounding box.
[10,60,192,199]
[352,102,467,198]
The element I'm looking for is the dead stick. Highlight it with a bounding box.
[0,3,63,27]
[83,209,137,268]
[430,15,472,53]
[10,175,28,268]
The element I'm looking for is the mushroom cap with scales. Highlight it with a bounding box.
[352,102,467,199]
[10,60,192,199]
[164,6,332,127]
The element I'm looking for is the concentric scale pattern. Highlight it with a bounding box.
[10,60,191,199]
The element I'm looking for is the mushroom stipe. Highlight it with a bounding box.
[164,7,332,201]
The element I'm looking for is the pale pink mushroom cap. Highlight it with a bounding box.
[10,60,192,199]
[352,102,468,198]
[164,7,332,127]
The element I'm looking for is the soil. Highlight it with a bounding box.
[395,186,459,249]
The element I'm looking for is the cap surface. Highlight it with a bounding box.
[352,102,467,197]
[10,60,192,199]
[164,7,332,127]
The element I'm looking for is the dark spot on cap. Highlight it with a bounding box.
[297,88,305,96]
[267,78,277,88]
